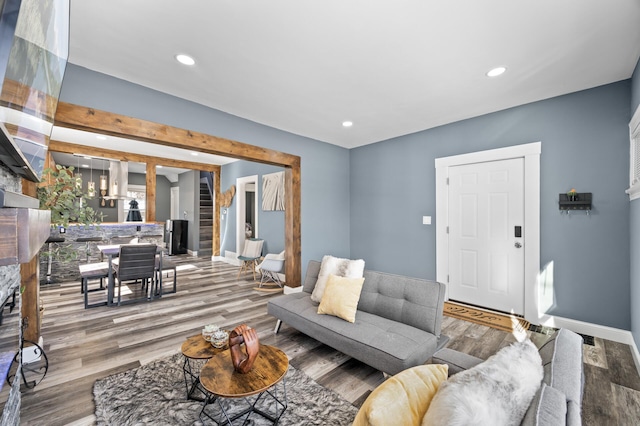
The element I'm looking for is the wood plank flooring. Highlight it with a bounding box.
[0,256,638,425]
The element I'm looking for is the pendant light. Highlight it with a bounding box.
[87,158,96,198]
[100,160,107,207]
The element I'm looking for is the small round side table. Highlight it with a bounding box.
[181,334,225,401]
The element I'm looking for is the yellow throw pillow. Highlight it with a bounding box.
[353,364,449,426]
[317,274,365,323]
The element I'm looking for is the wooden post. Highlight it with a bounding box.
[146,162,156,222]
[285,162,301,287]
[20,179,41,343]
[213,170,221,257]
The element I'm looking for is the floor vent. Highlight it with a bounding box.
[527,324,557,336]
[579,333,595,346]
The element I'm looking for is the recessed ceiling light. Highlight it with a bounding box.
[486,67,506,77]
[191,152,199,156]
[176,54,195,66]
[96,135,107,140]
[81,164,89,168]
[157,165,163,169]
[342,121,353,128]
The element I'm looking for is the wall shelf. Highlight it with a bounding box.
[559,192,592,213]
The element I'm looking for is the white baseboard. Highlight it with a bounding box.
[224,251,240,266]
[539,315,632,344]
[539,314,640,374]
[23,336,44,364]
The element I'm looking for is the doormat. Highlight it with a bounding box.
[443,301,530,333]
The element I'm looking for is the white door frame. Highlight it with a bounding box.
[170,186,179,219]
[236,175,259,256]
[435,142,541,323]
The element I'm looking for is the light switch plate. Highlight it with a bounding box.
[423,216,432,225]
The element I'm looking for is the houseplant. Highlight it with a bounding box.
[37,165,103,261]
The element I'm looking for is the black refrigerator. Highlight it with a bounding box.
[165,219,188,255]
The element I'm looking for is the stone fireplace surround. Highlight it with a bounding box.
[0,163,24,424]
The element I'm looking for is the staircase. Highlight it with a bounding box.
[199,181,213,257]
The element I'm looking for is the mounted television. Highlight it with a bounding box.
[0,0,69,182]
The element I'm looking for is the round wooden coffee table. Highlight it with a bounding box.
[181,334,225,401]
[199,344,289,425]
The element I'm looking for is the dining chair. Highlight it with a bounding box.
[111,244,157,305]
[237,238,264,281]
[154,254,177,297]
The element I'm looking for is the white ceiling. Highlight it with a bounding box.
[67,1,640,151]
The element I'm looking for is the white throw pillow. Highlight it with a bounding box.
[310,255,365,303]
[423,339,543,426]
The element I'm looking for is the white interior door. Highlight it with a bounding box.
[448,158,525,314]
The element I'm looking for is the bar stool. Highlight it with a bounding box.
[44,236,65,284]
[76,237,104,263]
[79,262,109,308]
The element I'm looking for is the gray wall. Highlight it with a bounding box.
[155,174,172,222]
[630,57,640,350]
[632,58,640,113]
[59,64,352,278]
[220,161,285,256]
[351,81,632,330]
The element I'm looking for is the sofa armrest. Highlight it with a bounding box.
[431,348,483,376]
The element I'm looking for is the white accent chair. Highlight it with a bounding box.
[257,251,285,288]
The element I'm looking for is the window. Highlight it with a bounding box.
[124,184,146,221]
[627,106,640,201]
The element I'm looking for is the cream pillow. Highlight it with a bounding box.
[317,274,365,323]
[310,255,365,303]
[353,364,449,426]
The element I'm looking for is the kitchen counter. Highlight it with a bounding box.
[39,222,165,284]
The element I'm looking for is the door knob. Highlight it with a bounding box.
[514,242,522,248]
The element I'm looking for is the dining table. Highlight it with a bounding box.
[97,244,164,306]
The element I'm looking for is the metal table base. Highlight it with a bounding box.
[199,378,287,426]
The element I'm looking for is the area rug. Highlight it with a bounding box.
[443,301,530,333]
[93,353,358,425]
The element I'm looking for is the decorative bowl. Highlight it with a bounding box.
[202,324,219,342]
[211,330,229,348]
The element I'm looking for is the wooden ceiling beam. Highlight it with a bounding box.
[54,102,299,168]
[49,140,221,172]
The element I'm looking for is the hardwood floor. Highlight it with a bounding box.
[2,256,639,425]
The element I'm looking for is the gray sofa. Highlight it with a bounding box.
[267,260,449,376]
[431,328,584,426]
